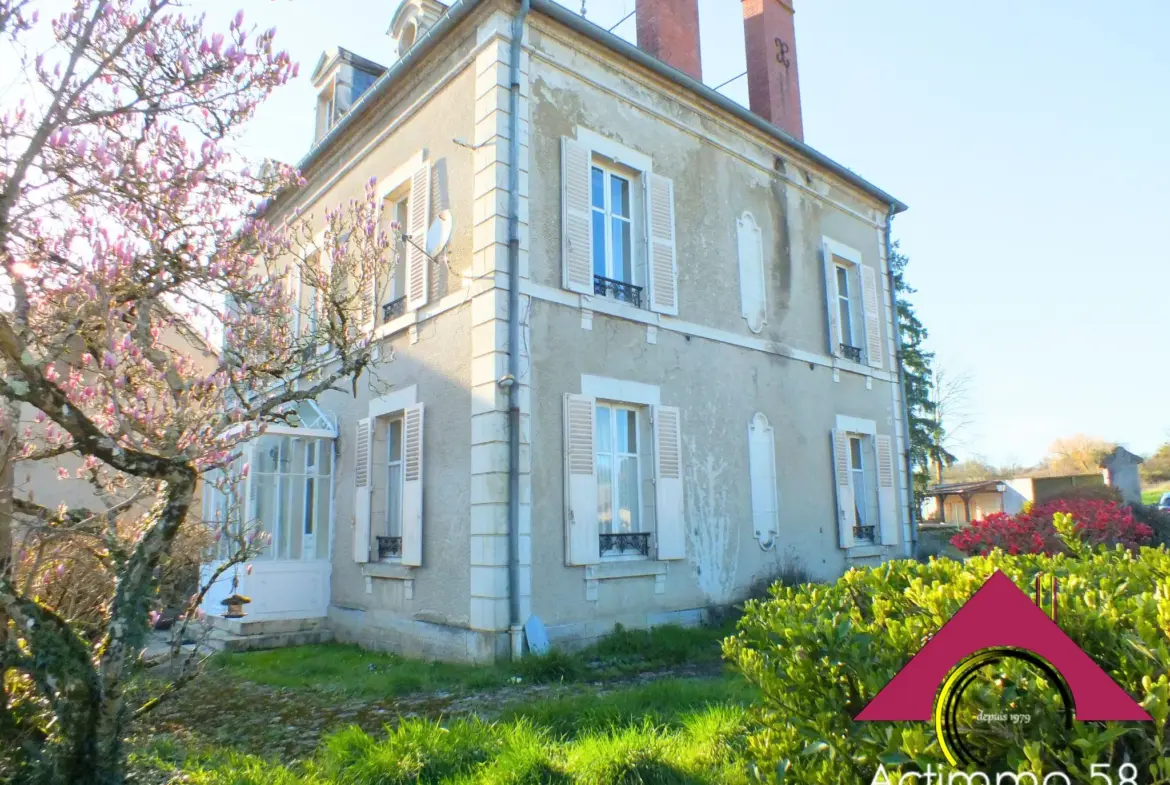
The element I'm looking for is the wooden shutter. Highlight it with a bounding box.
[646,173,678,316]
[401,403,424,566]
[353,418,372,562]
[563,394,599,565]
[653,405,685,560]
[406,163,431,311]
[860,265,883,368]
[831,429,855,549]
[748,413,779,543]
[875,434,899,545]
[561,137,593,295]
[822,240,841,357]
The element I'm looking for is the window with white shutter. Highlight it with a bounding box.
[561,138,594,295]
[830,429,855,549]
[875,434,899,545]
[822,239,868,363]
[563,394,600,565]
[748,413,779,544]
[860,265,883,369]
[653,405,685,560]
[353,417,372,562]
[646,173,678,316]
[400,403,424,566]
[406,163,431,311]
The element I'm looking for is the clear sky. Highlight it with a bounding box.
[199,0,1170,466]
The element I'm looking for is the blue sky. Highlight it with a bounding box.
[211,0,1170,466]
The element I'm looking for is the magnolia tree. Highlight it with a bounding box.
[0,2,394,782]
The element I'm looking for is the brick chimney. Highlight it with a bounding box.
[636,0,702,81]
[741,0,803,140]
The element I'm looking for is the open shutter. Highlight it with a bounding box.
[748,413,779,543]
[401,403,424,566]
[653,405,685,560]
[561,137,593,295]
[353,418,372,563]
[406,163,431,311]
[831,429,855,549]
[822,241,841,357]
[646,173,678,316]
[860,265,883,368]
[563,394,599,565]
[875,435,899,545]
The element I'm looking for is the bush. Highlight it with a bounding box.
[1132,503,1170,546]
[724,527,1170,783]
[950,498,1152,556]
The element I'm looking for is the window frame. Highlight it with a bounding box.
[589,156,644,306]
[382,415,405,560]
[595,400,647,559]
[248,434,334,562]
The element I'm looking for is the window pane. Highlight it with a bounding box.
[617,455,640,533]
[316,479,331,559]
[610,175,630,218]
[389,419,403,461]
[591,167,605,210]
[612,218,632,283]
[597,454,614,534]
[256,437,281,473]
[615,409,636,453]
[254,473,277,560]
[386,463,403,537]
[595,405,612,453]
[850,437,863,470]
[592,210,607,277]
[304,480,315,534]
[836,265,849,297]
[839,299,853,345]
[317,444,332,475]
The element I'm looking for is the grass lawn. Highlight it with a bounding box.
[1143,489,1165,505]
[130,620,758,784]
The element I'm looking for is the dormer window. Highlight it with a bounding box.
[388,0,447,61]
[310,48,387,145]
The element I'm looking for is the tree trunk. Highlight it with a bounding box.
[0,397,17,739]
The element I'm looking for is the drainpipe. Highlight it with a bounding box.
[885,205,917,557]
[505,0,531,661]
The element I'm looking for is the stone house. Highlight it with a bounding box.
[200,0,912,662]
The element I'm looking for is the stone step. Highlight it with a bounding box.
[212,627,334,653]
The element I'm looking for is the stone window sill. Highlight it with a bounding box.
[361,561,415,599]
[584,560,667,601]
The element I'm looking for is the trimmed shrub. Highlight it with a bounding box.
[950,498,1152,556]
[724,524,1170,782]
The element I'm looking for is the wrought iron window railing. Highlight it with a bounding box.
[383,296,407,323]
[599,532,651,556]
[840,343,863,363]
[594,275,643,308]
[376,535,402,560]
[853,525,876,543]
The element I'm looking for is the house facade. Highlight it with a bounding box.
[201,0,912,662]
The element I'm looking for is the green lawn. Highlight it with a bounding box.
[132,620,756,784]
[1143,489,1165,505]
[208,621,731,700]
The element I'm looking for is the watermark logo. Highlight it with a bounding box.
[855,570,1151,768]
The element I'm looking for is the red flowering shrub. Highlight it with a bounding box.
[950,498,1154,556]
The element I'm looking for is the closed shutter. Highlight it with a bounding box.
[860,265,883,368]
[653,405,685,560]
[646,173,678,316]
[822,241,841,357]
[563,394,599,565]
[748,413,779,543]
[353,418,372,562]
[875,434,899,545]
[831,429,855,549]
[401,404,424,566]
[406,163,431,311]
[561,137,593,295]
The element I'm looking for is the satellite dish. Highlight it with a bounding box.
[425,209,453,257]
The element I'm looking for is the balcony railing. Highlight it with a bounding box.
[599,532,651,556]
[376,535,402,560]
[840,343,863,363]
[383,296,407,324]
[853,525,876,544]
[594,275,643,308]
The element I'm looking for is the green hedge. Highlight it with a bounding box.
[724,530,1170,783]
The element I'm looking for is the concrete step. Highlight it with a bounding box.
[212,626,334,653]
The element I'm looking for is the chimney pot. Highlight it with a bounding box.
[635,0,702,81]
[741,0,803,140]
